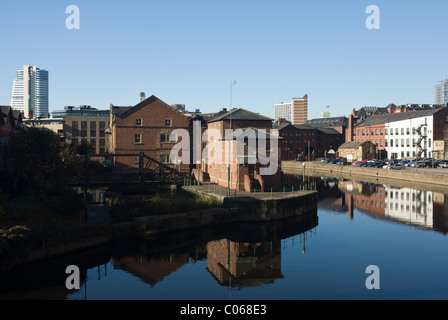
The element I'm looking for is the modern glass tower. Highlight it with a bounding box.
[11,65,49,119]
[434,80,448,105]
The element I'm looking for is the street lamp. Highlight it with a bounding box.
[302,162,306,183]
[197,160,201,186]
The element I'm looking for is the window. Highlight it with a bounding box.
[81,121,87,128]
[380,129,383,135]
[90,121,96,137]
[401,128,404,135]
[160,133,168,143]
[375,129,378,135]
[90,139,96,153]
[72,121,78,129]
[165,119,172,127]
[406,128,410,135]
[136,118,142,126]
[99,121,106,137]
[390,139,393,147]
[135,133,142,144]
[99,139,105,153]
[160,154,170,163]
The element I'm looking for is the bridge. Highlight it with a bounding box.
[69,152,196,188]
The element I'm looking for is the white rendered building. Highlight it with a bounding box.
[386,115,434,159]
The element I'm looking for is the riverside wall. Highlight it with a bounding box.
[281,161,448,191]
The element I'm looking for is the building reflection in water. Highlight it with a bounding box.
[317,177,448,234]
[109,213,318,290]
[206,239,283,288]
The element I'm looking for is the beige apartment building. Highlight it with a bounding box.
[52,105,110,154]
[274,95,308,125]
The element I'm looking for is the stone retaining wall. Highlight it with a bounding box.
[282,161,448,188]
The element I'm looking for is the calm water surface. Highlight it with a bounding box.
[1,176,448,300]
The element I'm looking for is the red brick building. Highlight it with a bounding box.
[1,106,23,145]
[274,119,344,160]
[108,95,192,170]
[203,108,282,192]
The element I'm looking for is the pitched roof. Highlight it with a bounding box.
[221,127,281,141]
[317,127,341,135]
[207,108,273,123]
[273,121,293,131]
[0,106,11,125]
[355,108,444,128]
[338,141,372,149]
[293,124,316,130]
[112,95,188,120]
[305,116,348,128]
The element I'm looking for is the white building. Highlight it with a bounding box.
[384,187,433,229]
[386,115,434,159]
[274,95,308,125]
[435,80,448,105]
[11,65,49,119]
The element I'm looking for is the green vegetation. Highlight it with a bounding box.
[0,128,94,255]
[108,189,222,223]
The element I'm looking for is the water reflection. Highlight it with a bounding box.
[313,176,448,234]
[107,214,318,292]
[3,175,448,299]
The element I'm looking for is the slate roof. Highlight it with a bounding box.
[354,108,444,128]
[207,108,273,123]
[305,116,348,128]
[338,141,372,149]
[316,127,341,135]
[221,127,281,141]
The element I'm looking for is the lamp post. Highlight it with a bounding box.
[197,160,201,186]
[302,162,306,183]
[308,141,310,162]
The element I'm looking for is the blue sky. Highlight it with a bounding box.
[0,0,447,120]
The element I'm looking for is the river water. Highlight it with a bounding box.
[1,174,448,300]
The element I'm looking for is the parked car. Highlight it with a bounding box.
[438,162,448,168]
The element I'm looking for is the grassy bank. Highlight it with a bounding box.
[108,188,223,223]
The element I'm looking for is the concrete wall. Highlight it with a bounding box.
[282,160,448,187]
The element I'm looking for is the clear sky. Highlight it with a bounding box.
[0,0,447,120]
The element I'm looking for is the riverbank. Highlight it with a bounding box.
[282,161,448,192]
[1,185,317,271]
